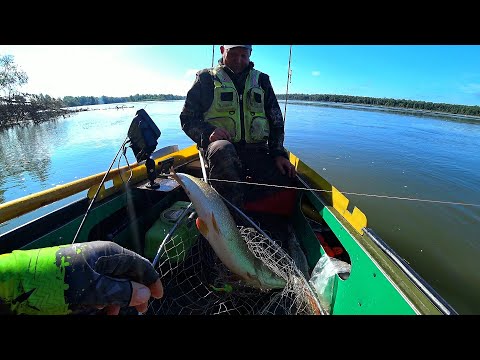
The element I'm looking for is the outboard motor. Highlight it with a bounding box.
[128,109,161,188]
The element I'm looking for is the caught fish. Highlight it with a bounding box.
[169,169,286,290]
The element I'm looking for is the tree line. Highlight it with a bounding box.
[62,93,184,107]
[277,93,480,117]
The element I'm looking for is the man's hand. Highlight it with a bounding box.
[209,128,231,142]
[61,241,163,315]
[274,156,296,178]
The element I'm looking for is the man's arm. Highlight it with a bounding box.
[180,70,217,149]
[260,73,288,159]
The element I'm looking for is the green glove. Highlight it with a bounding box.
[0,241,160,315]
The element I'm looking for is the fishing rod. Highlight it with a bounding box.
[72,136,130,244]
[283,45,293,124]
[73,109,161,244]
[211,45,215,68]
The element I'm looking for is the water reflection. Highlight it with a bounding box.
[0,101,194,206]
[0,121,66,202]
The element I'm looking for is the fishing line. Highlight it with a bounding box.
[208,178,480,208]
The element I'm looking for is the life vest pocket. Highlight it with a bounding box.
[206,117,237,138]
[249,116,269,142]
[247,88,265,113]
[213,89,237,112]
[221,92,234,101]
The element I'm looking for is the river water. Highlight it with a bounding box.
[0,100,479,314]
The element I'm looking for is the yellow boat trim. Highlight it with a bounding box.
[0,144,198,224]
[289,152,367,234]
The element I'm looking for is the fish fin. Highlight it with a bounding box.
[211,212,220,235]
[196,217,209,237]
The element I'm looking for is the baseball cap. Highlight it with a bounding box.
[223,45,252,51]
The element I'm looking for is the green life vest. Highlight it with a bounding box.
[204,66,269,143]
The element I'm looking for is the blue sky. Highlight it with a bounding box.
[1,45,479,106]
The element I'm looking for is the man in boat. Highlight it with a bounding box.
[180,45,297,224]
[0,241,163,315]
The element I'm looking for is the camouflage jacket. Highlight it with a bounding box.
[179,60,288,159]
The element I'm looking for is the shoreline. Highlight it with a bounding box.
[284,100,480,123]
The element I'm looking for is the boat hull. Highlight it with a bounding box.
[0,143,454,314]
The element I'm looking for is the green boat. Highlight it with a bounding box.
[0,111,457,315]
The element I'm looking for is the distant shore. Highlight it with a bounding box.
[285,100,480,123]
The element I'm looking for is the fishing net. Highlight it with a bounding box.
[144,212,327,315]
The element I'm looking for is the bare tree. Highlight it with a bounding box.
[0,54,73,128]
[0,54,28,99]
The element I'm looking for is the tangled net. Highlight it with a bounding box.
[145,218,326,315]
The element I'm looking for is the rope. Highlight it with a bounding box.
[208,178,480,208]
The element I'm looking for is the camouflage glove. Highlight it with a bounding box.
[0,241,160,315]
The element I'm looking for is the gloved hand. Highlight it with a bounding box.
[0,241,163,315]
